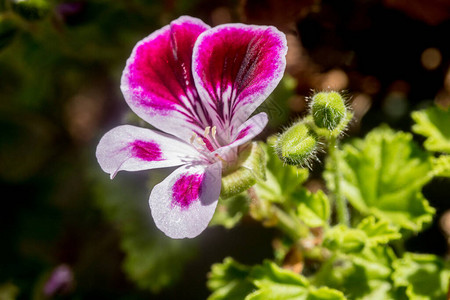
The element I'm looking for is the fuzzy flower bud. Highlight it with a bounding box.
[275,122,318,166]
[311,91,347,130]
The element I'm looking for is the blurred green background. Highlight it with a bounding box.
[1,0,449,299]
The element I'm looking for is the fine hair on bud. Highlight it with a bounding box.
[275,121,318,167]
[310,91,347,131]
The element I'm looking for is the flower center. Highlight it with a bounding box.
[189,126,230,164]
[190,126,220,149]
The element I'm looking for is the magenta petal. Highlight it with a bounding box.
[214,112,268,158]
[121,16,211,141]
[192,23,287,132]
[96,125,199,178]
[149,163,222,239]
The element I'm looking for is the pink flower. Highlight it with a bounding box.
[96,16,287,238]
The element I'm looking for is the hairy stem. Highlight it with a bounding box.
[328,136,349,226]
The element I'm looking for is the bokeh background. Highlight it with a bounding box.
[1,0,449,299]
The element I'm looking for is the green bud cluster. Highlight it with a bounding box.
[311,91,347,131]
[275,91,351,167]
[275,122,318,166]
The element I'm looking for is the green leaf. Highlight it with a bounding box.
[431,155,450,177]
[328,126,435,231]
[313,247,397,300]
[323,225,366,253]
[210,193,250,229]
[356,216,401,246]
[207,257,255,300]
[293,189,330,228]
[252,139,330,238]
[323,216,404,254]
[255,138,309,204]
[252,138,330,235]
[247,261,345,300]
[392,253,450,300]
[412,106,450,153]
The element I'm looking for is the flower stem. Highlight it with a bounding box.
[328,136,349,226]
[247,187,309,241]
[272,206,309,241]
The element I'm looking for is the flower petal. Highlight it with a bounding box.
[121,16,211,141]
[96,125,199,179]
[192,23,287,141]
[214,112,268,159]
[231,112,268,147]
[149,162,222,239]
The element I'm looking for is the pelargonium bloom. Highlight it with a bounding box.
[96,16,287,239]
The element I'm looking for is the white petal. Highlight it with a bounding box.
[96,125,200,178]
[149,162,222,239]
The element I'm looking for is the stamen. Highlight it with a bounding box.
[196,137,206,146]
[188,131,218,164]
[211,126,217,140]
[189,127,224,163]
[204,126,211,136]
[210,126,221,149]
[190,132,197,144]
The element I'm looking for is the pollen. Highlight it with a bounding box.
[189,126,222,157]
[196,137,206,146]
[211,126,217,140]
[208,126,221,149]
[189,130,208,150]
[190,132,198,144]
[204,126,211,136]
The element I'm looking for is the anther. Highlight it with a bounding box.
[204,126,211,136]
[196,137,206,146]
[190,132,197,144]
[211,126,217,140]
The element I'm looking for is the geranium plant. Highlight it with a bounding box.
[96,16,450,299]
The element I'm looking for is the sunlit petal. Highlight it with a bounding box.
[96,125,200,178]
[149,162,222,238]
[121,16,211,142]
[192,23,287,142]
